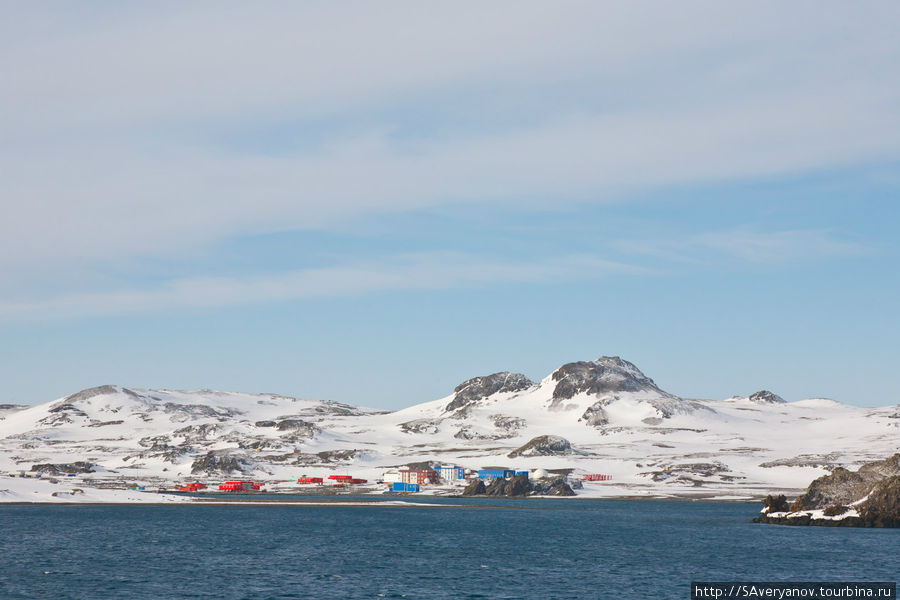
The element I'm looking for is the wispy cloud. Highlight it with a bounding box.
[613,229,869,264]
[0,253,644,320]
[1,2,898,297]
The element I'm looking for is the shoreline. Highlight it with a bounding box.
[0,494,764,506]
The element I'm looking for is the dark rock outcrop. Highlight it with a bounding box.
[789,467,878,511]
[643,462,739,486]
[490,415,526,437]
[274,419,319,439]
[461,474,576,498]
[483,474,531,497]
[763,494,790,513]
[856,475,900,527]
[749,390,785,404]
[508,435,574,458]
[551,357,670,402]
[462,479,486,496]
[399,419,441,434]
[173,423,221,441]
[547,479,576,496]
[274,449,360,466]
[30,461,96,475]
[87,420,125,427]
[190,451,251,475]
[823,504,850,517]
[754,453,900,527]
[445,372,534,413]
[857,453,900,477]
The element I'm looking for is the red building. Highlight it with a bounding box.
[219,481,263,492]
[297,476,324,484]
[399,470,439,485]
[177,482,208,492]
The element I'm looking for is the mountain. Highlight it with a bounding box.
[1,357,898,501]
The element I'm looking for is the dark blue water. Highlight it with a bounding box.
[0,498,897,599]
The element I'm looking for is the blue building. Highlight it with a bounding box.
[392,482,420,492]
[477,469,516,480]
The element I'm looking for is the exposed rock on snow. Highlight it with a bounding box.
[31,461,96,475]
[579,402,609,427]
[490,415,525,436]
[545,479,576,496]
[508,435,575,458]
[551,357,671,403]
[755,454,900,527]
[0,404,28,422]
[173,423,222,441]
[453,426,478,440]
[61,385,121,404]
[399,419,441,434]
[445,372,534,413]
[790,467,885,511]
[642,461,740,486]
[749,391,785,404]
[271,449,361,466]
[759,453,843,469]
[190,451,253,475]
[275,419,319,436]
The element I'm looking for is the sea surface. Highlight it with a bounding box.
[0,497,897,599]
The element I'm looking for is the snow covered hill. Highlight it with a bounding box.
[1,357,898,501]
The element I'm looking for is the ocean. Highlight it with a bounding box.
[1,498,897,599]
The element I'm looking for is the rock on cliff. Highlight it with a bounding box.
[754,453,900,527]
[445,372,534,413]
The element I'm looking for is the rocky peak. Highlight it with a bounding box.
[748,390,785,404]
[445,372,534,413]
[61,385,121,405]
[551,356,670,401]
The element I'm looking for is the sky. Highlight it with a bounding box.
[2,2,899,409]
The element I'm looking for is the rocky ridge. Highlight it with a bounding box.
[754,453,900,527]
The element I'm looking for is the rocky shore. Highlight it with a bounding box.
[753,454,900,527]
[460,474,576,498]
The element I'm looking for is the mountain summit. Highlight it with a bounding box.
[550,356,673,402]
[445,372,535,413]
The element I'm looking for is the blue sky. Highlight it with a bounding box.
[2,2,899,408]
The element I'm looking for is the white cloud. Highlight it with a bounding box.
[614,229,868,263]
[0,252,644,320]
[1,1,898,293]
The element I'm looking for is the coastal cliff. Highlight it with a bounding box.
[753,454,900,527]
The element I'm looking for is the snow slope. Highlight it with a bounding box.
[1,357,898,502]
